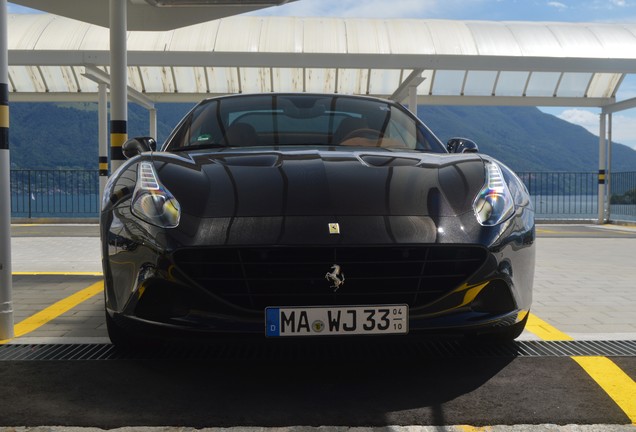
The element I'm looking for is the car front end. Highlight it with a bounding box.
[102,149,534,346]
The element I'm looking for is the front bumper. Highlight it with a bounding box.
[102,206,535,340]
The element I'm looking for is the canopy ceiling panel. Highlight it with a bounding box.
[384,20,436,55]
[302,19,346,54]
[463,71,498,96]
[467,22,523,56]
[7,13,636,107]
[258,18,303,53]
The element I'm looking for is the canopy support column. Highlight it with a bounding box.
[110,0,128,174]
[390,69,425,105]
[98,82,108,205]
[0,0,14,341]
[606,113,612,221]
[150,108,157,140]
[598,113,607,224]
[408,85,418,115]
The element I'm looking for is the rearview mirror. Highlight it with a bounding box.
[122,137,157,159]
[447,138,479,154]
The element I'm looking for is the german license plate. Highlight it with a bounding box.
[265,305,408,337]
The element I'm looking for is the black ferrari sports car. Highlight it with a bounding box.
[101,93,535,348]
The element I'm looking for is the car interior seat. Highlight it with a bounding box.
[332,117,369,144]
[223,122,259,147]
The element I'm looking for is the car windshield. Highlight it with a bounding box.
[164,94,446,152]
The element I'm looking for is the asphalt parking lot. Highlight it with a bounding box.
[1,223,635,430]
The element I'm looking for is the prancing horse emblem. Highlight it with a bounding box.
[325,264,345,292]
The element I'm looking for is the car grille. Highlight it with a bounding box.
[172,245,488,311]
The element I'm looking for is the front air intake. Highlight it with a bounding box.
[172,245,488,311]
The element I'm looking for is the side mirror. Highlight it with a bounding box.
[122,137,157,159]
[447,137,479,154]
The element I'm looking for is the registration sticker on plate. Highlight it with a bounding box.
[265,305,408,337]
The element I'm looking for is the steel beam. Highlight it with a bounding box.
[6,91,617,109]
[415,95,613,107]
[602,96,636,115]
[390,68,425,102]
[9,50,636,74]
[82,66,155,110]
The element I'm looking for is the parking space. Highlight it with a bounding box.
[8,274,105,342]
[1,223,635,429]
[531,224,636,340]
[536,224,636,238]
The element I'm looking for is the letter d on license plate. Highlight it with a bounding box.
[265,305,408,337]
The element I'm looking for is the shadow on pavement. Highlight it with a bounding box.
[1,340,631,427]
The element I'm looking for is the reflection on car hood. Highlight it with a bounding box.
[153,148,486,218]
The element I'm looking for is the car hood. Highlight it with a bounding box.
[152,148,486,219]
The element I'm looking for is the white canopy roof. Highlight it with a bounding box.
[7,13,636,109]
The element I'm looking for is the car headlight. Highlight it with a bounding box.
[131,161,181,228]
[473,161,514,226]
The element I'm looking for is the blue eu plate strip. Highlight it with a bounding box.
[266,307,280,337]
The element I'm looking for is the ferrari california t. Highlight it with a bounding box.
[100,93,535,348]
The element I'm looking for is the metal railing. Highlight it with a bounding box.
[609,171,636,220]
[8,169,636,222]
[517,171,636,221]
[10,170,100,218]
[517,171,599,220]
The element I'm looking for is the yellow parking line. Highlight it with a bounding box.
[572,356,636,424]
[536,229,607,236]
[526,313,636,424]
[526,313,573,341]
[13,271,103,276]
[536,228,560,234]
[0,280,104,345]
[11,224,46,227]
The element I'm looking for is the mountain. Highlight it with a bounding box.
[7,101,636,173]
[419,105,636,173]
[9,102,193,170]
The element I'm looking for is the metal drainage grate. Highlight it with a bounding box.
[0,340,635,361]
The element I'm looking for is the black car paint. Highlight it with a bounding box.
[101,94,535,343]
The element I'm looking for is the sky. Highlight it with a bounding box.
[6,0,636,149]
